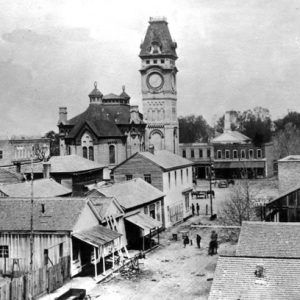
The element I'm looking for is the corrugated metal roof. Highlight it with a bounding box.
[73,225,121,247]
[209,256,300,300]
[125,212,161,236]
[236,221,300,258]
[0,178,71,197]
[95,178,164,210]
[139,150,193,170]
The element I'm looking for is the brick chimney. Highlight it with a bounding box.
[58,107,67,124]
[43,162,51,179]
[224,111,231,132]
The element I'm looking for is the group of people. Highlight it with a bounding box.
[182,231,218,256]
[191,203,200,216]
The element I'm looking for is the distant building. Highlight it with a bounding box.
[57,83,146,168]
[112,149,194,228]
[0,136,50,167]
[140,17,179,154]
[89,178,164,250]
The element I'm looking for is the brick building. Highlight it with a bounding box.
[57,83,146,169]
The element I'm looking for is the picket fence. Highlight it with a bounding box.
[0,256,70,300]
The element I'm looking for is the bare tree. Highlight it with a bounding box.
[219,179,257,226]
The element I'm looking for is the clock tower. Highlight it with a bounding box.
[140,17,179,154]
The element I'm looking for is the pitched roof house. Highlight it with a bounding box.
[0,198,123,278]
[113,150,194,228]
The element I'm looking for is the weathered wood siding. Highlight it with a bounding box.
[113,153,163,191]
[0,233,70,273]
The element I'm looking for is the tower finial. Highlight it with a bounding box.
[122,85,125,92]
[94,81,97,89]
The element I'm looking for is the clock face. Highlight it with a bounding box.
[147,72,164,90]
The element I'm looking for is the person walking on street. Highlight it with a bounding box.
[192,203,195,215]
[196,234,201,248]
[196,203,200,216]
[183,235,189,248]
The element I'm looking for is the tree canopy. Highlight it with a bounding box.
[44,130,60,156]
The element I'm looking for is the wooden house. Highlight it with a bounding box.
[88,178,164,250]
[0,198,126,278]
[112,150,194,228]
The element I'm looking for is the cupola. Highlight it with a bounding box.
[89,81,103,104]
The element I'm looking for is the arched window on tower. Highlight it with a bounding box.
[82,146,87,159]
[88,146,94,161]
[109,145,116,164]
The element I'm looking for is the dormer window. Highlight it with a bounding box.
[150,42,161,54]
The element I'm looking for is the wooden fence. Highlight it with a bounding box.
[0,256,70,300]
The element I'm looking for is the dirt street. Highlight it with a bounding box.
[88,216,239,300]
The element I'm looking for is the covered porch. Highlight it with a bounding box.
[125,212,162,251]
[71,225,129,279]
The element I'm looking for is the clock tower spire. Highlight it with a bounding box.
[140,17,179,154]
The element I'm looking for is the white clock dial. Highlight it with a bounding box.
[147,72,163,89]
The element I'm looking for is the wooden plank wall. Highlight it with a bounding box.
[0,256,70,300]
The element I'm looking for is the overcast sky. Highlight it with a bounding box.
[1,0,300,135]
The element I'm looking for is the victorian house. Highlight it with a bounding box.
[57,83,146,169]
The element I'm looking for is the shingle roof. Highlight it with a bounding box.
[211,130,251,144]
[94,178,164,210]
[0,198,87,231]
[139,150,193,170]
[0,178,71,197]
[67,104,124,138]
[140,17,177,59]
[236,221,300,258]
[209,256,300,300]
[21,155,104,174]
[0,168,23,184]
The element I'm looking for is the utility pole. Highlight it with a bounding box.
[30,148,34,272]
[209,157,213,216]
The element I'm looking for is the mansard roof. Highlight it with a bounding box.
[140,17,177,59]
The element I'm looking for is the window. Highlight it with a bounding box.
[149,204,155,219]
[207,149,211,158]
[0,150,3,159]
[153,59,157,64]
[174,171,177,185]
[241,149,245,159]
[182,149,186,158]
[168,172,171,188]
[146,60,150,64]
[199,149,203,158]
[161,59,165,63]
[217,150,222,159]
[144,174,152,184]
[59,243,63,258]
[186,168,189,180]
[225,150,230,159]
[233,150,238,159]
[109,145,115,164]
[156,202,161,221]
[88,146,94,161]
[181,169,183,183]
[44,249,49,265]
[0,245,9,258]
[82,146,87,159]
[249,149,254,159]
[257,149,262,158]
[125,174,132,181]
[144,206,148,214]
[185,194,189,212]
[191,149,194,158]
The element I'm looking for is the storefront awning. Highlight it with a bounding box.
[72,225,122,248]
[214,160,265,169]
[125,213,162,236]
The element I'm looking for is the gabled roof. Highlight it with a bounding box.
[211,130,251,144]
[93,178,164,210]
[0,168,23,184]
[67,104,124,138]
[0,178,71,197]
[140,17,177,59]
[21,155,104,174]
[0,198,88,232]
[209,256,300,300]
[236,221,300,258]
[139,150,194,170]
